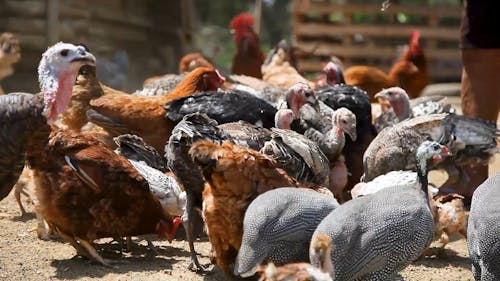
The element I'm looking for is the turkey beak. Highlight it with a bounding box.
[346,126,357,142]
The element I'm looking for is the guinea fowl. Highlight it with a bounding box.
[362,113,498,187]
[256,234,334,281]
[164,89,277,128]
[311,141,450,281]
[234,188,339,277]
[315,84,378,192]
[373,87,454,132]
[467,173,500,281]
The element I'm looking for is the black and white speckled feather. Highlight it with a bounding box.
[235,188,339,277]
[114,134,168,172]
[467,173,500,281]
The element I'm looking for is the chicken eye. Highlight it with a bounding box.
[342,120,347,124]
[60,49,69,57]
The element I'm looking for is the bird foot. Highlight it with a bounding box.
[188,256,207,272]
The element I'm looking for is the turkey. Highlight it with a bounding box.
[311,141,450,280]
[315,83,378,192]
[0,43,96,202]
[467,173,500,281]
[234,188,338,277]
[362,113,498,187]
[373,87,454,132]
[164,89,277,128]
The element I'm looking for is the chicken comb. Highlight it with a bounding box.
[231,12,255,29]
[410,30,420,46]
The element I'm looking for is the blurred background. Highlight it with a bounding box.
[0,0,462,92]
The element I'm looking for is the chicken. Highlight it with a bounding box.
[0,43,182,266]
[0,32,21,95]
[344,30,427,99]
[60,64,105,132]
[261,42,313,90]
[87,66,226,153]
[189,141,326,275]
[32,130,181,266]
[399,30,429,98]
[228,74,286,107]
[433,193,467,249]
[344,60,417,100]
[231,12,265,78]
[256,234,334,281]
[140,52,214,94]
[178,52,214,73]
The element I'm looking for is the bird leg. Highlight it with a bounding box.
[145,237,160,255]
[76,237,117,268]
[185,196,206,272]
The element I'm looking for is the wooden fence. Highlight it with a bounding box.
[292,0,463,82]
[0,0,196,92]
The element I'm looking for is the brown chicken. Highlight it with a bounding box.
[399,30,429,98]
[189,141,327,275]
[60,65,105,131]
[231,12,265,78]
[0,32,21,95]
[88,66,225,153]
[344,60,417,100]
[257,234,333,281]
[344,30,427,100]
[31,129,181,266]
[433,193,468,249]
[143,52,214,87]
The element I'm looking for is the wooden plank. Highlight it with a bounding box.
[292,1,461,18]
[294,23,459,41]
[92,8,151,29]
[295,41,461,61]
[4,18,46,34]
[46,0,60,45]
[17,34,47,50]
[4,0,45,17]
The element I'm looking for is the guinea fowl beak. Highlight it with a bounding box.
[432,145,451,164]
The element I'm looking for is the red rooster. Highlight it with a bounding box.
[231,12,265,78]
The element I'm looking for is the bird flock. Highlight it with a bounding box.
[0,12,498,281]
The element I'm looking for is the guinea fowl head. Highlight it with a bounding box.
[38,42,95,123]
[374,87,411,120]
[333,107,357,141]
[416,141,451,171]
[285,82,318,116]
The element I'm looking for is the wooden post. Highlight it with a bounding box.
[46,0,60,45]
[254,0,262,36]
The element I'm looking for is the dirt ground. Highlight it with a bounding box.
[0,96,498,281]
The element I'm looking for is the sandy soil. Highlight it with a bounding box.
[0,192,475,281]
[0,96,497,281]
